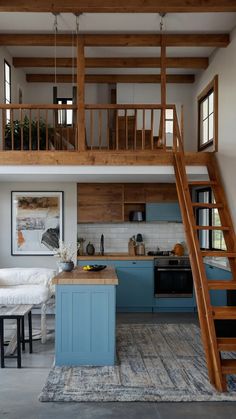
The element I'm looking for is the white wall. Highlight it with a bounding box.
[0,46,28,146]
[0,182,77,269]
[117,83,195,151]
[0,46,27,104]
[25,82,110,105]
[192,27,236,226]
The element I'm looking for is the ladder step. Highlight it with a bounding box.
[202,251,236,258]
[217,338,236,351]
[188,181,217,186]
[194,226,230,231]
[192,203,223,209]
[208,280,236,290]
[212,306,236,319]
[221,359,236,375]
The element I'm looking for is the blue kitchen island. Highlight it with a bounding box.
[52,266,118,366]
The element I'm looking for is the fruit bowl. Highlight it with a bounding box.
[83,265,107,272]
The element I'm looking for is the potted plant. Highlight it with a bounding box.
[4,115,53,150]
[54,241,75,272]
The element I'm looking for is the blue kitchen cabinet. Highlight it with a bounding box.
[205,263,232,306]
[78,259,154,312]
[146,202,182,222]
[55,284,116,366]
[153,296,196,312]
[116,265,153,312]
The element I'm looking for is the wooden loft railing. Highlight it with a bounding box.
[85,104,176,151]
[0,104,77,151]
[0,103,180,152]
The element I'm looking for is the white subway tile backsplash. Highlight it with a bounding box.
[77,222,186,254]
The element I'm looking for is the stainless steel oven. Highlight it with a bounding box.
[154,256,193,298]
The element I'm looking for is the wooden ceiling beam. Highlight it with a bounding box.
[13,56,209,69]
[0,1,236,13]
[26,73,195,84]
[0,33,229,47]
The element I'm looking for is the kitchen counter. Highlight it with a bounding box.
[53,266,117,366]
[78,253,155,260]
[52,266,118,285]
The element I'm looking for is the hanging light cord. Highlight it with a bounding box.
[53,13,59,86]
[72,14,81,86]
[160,13,165,32]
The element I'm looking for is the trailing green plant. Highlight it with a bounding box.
[4,115,52,150]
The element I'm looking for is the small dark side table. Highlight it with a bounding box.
[0,304,33,368]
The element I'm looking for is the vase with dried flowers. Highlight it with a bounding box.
[54,241,75,272]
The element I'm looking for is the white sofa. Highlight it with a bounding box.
[0,268,56,343]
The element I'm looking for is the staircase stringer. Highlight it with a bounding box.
[207,153,236,278]
[174,151,226,392]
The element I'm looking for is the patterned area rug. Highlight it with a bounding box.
[39,323,236,402]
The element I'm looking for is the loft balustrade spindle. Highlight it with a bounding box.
[106,109,110,149]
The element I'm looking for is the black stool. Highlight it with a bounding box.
[0,304,33,368]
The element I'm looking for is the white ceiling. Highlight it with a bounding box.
[1,12,236,78]
[0,12,235,33]
[0,165,208,183]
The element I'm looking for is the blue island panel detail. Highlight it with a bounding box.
[55,284,116,366]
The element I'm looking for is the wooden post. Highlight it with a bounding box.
[161,33,166,149]
[77,36,86,151]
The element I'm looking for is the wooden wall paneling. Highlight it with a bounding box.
[78,204,124,223]
[145,183,178,202]
[124,184,146,203]
[78,184,123,205]
[77,183,124,222]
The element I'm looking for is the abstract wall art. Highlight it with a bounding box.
[11,191,64,255]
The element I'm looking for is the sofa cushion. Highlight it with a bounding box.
[0,285,50,305]
[0,268,56,286]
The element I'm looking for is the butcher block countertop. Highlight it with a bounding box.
[52,266,118,285]
[78,253,154,261]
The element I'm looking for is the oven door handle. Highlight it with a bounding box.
[157,268,191,272]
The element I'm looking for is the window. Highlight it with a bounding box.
[195,187,226,250]
[165,109,174,147]
[57,98,73,126]
[198,75,218,151]
[4,60,11,122]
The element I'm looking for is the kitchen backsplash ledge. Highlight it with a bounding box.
[77,223,185,254]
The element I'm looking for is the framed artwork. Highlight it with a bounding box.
[11,191,64,256]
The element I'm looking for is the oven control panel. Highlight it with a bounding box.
[154,257,190,267]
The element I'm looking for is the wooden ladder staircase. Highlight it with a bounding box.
[174,149,236,392]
